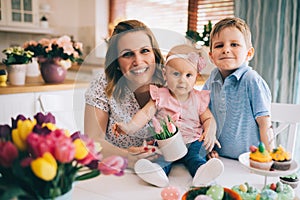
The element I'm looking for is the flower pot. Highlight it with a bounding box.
[26,57,40,77]
[156,130,187,162]
[40,60,67,83]
[7,64,27,85]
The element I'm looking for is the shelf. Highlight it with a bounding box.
[0,25,54,34]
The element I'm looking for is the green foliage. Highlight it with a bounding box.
[186,20,212,46]
[2,46,34,65]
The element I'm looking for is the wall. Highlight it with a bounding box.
[0,0,105,65]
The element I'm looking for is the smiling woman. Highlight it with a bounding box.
[84,19,165,169]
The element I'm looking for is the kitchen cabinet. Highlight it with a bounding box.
[0,0,53,34]
[0,81,88,133]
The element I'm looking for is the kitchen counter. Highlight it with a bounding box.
[0,63,99,95]
[0,76,89,95]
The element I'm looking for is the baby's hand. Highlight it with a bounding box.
[200,131,221,152]
[112,122,127,137]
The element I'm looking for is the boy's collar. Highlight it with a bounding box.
[228,63,250,81]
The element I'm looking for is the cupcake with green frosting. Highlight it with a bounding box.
[280,173,299,189]
[262,181,295,200]
[232,182,259,200]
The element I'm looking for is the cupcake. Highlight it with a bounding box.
[249,142,273,171]
[255,189,278,200]
[232,182,260,200]
[262,181,295,200]
[270,145,292,170]
[280,173,299,189]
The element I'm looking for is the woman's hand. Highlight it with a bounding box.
[126,146,159,169]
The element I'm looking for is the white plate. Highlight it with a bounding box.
[238,152,299,177]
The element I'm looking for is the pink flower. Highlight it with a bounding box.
[54,139,75,163]
[166,121,177,134]
[38,38,51,47]
[0,141,18,167]
[27,133,52,157]
[152,117,162,133]
[98,156,127,176]
[23,40,38,48]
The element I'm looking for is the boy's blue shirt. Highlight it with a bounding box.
[203,64,271,159]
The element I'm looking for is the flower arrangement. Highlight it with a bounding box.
[2,46,34,65]
[0,112,127,200]
[23,35,83,69]
[149,115,178,140]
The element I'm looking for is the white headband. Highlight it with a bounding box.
[165,52,206,72]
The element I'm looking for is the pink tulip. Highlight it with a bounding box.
[54,139,75,163]
[0,141,18,167]
[98,156,127,176]
[152,117,162,133]
[77,152,102,165]
[167,121,177,134]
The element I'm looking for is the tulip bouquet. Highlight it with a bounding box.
[150,115,178,140]
[0,112,127,200]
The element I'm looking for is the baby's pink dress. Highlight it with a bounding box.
[150,85,210,144]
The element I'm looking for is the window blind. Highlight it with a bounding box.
[110,0,234,36]
[195,0,234,34]
[125,0,188,35]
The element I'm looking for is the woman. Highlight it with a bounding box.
[84,20,165,168]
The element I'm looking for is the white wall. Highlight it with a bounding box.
[0,0,105,65]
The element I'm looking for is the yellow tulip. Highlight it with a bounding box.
[31,152,57,181]
[42,122,56,131]
[12,119,36,151]
[73,139,88,160]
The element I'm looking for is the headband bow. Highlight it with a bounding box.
[165,52,206,72]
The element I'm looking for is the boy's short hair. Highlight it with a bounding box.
[209,17,252,51]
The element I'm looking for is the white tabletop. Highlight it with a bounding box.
[72,157,300,200]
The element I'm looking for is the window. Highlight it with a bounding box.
[125,0,188,35]
[109,0,234,36]
[194,0,234,35]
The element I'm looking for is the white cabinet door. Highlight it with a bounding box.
[0,93,35,124]
[6,0,39,27]
[35,88,86,134]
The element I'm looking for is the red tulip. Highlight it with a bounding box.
[0,141,18,167]
[27,133,52,157]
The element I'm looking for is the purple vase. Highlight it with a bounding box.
[40,60,67,83]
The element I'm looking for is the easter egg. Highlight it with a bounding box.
[249,145,257,153]
[258,142,265,152]
[239,183,248,192]
[161,186,180,200]
[206,185,224,200]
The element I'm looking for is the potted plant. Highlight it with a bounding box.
[40,15,49,28]
[23,35,83,83]
[149,115,187,162]
[0,112,127,200]
[2,46,34,85]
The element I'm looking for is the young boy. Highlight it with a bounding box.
[203,17,274,159]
